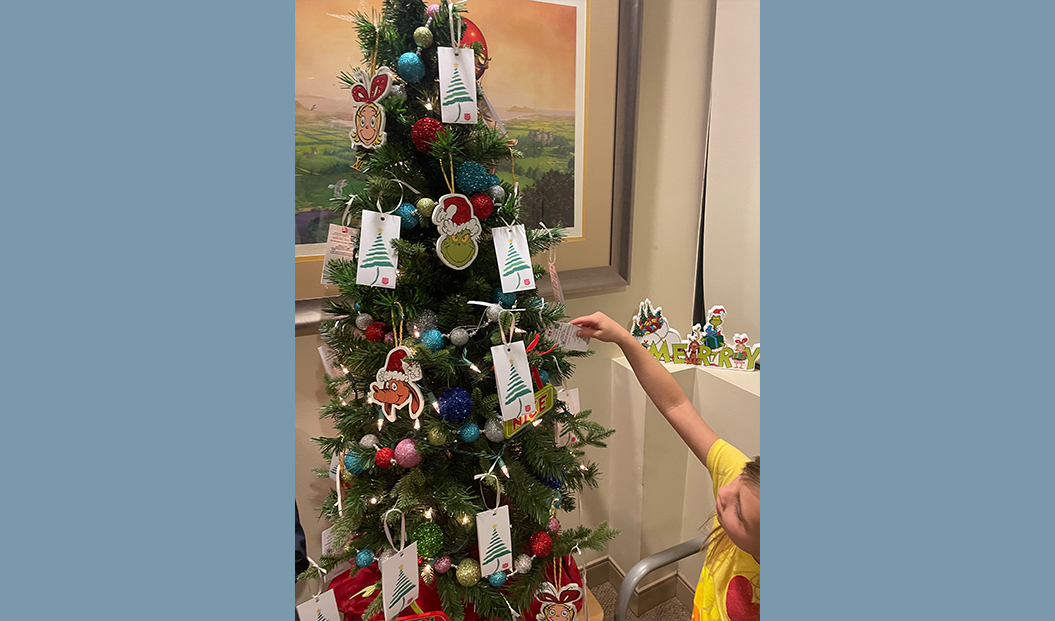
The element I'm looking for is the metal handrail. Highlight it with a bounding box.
[614,536,706,621]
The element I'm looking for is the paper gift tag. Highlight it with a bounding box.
[438,46,478,124]
[548,261,565,306]
[357,210,400,289]
[493,225,535,293]
[543,322,590,352]
[476,505,513,576]
[328,452,341,481]
[381,541,419,621]
[296,588,340,621]
[555,388,581,447]
[318,345,342,378]
[321,224,358,285]
[493,340,536,421]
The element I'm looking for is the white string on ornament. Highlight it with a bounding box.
[307,556,328,597]
[382,508,406,552]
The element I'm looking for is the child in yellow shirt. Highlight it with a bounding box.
[570,312,760,621]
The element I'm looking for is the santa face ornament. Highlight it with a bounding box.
[369,346,425,421]
[431,193,482,270]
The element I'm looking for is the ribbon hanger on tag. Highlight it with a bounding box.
[382,508,407,552]
[307,556,329,598]
[473,470,502,515]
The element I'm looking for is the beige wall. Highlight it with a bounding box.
[295,0,759,601]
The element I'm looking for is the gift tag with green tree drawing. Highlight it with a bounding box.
[380,541,419,621]
[438,46,477,124]
[492,340,536,421]
[296,588,340,621]
[356,210,400,289]
[493,224,536,293]
[476,505,513,575]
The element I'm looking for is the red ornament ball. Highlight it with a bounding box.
[411,117,444,153]
[469,193,494,219]
[375,447,395,469]
[365,321,388,342]
[529,532,553,557]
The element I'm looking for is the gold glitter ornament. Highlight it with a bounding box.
[416,197,437,218]
[455,558,481,586]
[414,26,434,48]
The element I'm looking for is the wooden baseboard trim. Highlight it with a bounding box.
[586,556,694,617]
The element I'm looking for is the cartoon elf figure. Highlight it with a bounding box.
[348,66,394,149]
[535,582,582,621]
[732,333,750,369]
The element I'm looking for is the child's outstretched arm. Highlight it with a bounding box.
[570,312,720,465]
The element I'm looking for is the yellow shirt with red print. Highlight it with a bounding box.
[691,440,760,621]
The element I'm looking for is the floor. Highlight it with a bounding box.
[588,581,691,621]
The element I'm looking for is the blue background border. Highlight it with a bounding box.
[4,1,1054,619]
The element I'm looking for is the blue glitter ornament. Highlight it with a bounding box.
[488,571,507,587]
[455,161,500,195]
[344,453,365,475]
[538,369,550,385]
[397,52,425,83]
[421,328,445,351]
[356,549,375,567]
[395,202,419,228]
[438,387,472,424]
[492,288,517,308]
[460,422,480,442]
[538,472,565,490]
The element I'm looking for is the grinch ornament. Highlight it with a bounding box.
[348,66,394,149]
[432,193,482,270]
[369,346,425,421]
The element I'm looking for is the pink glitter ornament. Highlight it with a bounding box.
[435,555,452,573]
[427,4,440,18]
[549,517,560,534]
[394,438,422,468]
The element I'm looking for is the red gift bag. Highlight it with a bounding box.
[329,555,584,621]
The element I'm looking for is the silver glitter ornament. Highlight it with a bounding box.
[487,185,506,202]
[450,327,470,346]
[360,434,379,448]
[409,309,439,337]
[485,303,503,322]
[355,312,374,330]
[379,548,397,563]
[388,83,406,103]
[483,418,505,442]
[514,554,532,574]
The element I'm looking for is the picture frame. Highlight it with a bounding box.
[295,0,641,330]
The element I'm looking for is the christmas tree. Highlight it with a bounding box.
[360,227,395,285]
[443,60,474,119]
[392,564,415,611]
[481,525,510,569]
[299,3,617,621]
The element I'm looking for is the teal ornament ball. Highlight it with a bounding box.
[492,288,517,308]
[413,522,444,558]
[397,52,426,83]
[395,202,419,228]
[460,421,480,443]
[421,329,445,351]
[538,369,550,385]
[488,571,507,587]
[344,453,365,474]
[455,161,500,195]
[356,549,375,567]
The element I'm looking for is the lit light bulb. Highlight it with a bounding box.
[501,465,510,477]
[425,508,433,519]
[433,401,440,412]
[341,400,347,406]
[469,363,481,373]
[532,419,542,427]
[580,464,588,471]
[461,515,470,525]
[370,497,378,505]
[342,367,349,375]
[377,418,384,431]
[414,330,421,337]
[425,102,433,110]
[414,419,421,430]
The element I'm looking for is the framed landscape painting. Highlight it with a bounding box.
[295,0,640,325]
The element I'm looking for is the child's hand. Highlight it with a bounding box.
[569,312,631,345]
